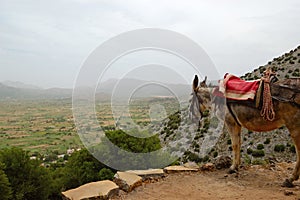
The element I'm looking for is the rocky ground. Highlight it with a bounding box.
[114,162,300,200]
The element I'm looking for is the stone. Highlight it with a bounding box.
[183,162,200,169]
[214,156,232,169]
[284,190,294,196]
[61,180,119,200]
[164,165,199,173]
[126,169,165,181]
[200,163,215,171]
[114,171,143,192]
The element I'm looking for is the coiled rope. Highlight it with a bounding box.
[260,67,276,121]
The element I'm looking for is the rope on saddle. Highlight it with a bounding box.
[260,67,276,121]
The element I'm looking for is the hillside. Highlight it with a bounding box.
[242,45,300,80]
[155,45,300,166]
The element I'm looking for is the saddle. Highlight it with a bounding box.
[213,75,263,107]
[213,67,278,121]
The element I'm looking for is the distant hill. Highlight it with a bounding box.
[0,78,193,100]
[2,80,41,89]
[0,82,72,100]
[241,45,300,80]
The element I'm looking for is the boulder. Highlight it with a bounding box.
[214,156,232,169]
[61,180,119,200]
[200,163,215,171]
[126,169,165,181]
[114,171,142,192]
[164,165,199,173]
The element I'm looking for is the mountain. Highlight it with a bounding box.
[0,83,72,100]
[0,78,192,100]
[2,80,41,89]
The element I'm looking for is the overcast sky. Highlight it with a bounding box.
[1,0,300,88]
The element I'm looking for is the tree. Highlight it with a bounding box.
[0,147,51,200]
[62,148,112,190]
[98,168,114,180]
[0,162,12,200]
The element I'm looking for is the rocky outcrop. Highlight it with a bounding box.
[114,172,143,192]
[164,165,199,173]
[61,180,119,200]
[126,169,165,181]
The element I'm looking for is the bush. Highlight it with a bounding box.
[252,150,265,157]
[252,159,268,165]
[184,151,202,163]
[203,155,210,162]
[274,144,285,152]
[213,151,218,158]
[98,168,114,181]
[227,139,232,145]
[247,148,253,155]
[290,145,296,153]
[257,144,264,150]
[264,138,271,144]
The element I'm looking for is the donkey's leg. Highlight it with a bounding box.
[225,113,242,173]
[283,127,300,187]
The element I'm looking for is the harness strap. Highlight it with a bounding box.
[226,102,241,127]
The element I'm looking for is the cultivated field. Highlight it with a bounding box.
[0,97,182,156]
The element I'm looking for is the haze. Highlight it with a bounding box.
[1,0,300,88]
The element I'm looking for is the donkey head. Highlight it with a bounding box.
[189,75,211,122]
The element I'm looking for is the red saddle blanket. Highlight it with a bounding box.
[215,74,260,100]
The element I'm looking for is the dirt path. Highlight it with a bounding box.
[113,162,300,200]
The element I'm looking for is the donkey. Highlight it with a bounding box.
[190,75,300,187]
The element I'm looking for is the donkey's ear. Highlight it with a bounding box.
[200,76,207,87]
[193,75,199,90]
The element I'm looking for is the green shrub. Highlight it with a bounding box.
[184,151,202,163]
[264,138,271,144]
[203,155,210,162]
[213,151,218,158]
[252,159,268,165]
[290,145,296,153]
[247,148,253,155]
[257,144,264,150]
[252,150,265,157]
[274,144,285,152]
[292,72,300,77]
[227,139,232,145]
[202,110,209,118]
[98,168,114,181]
